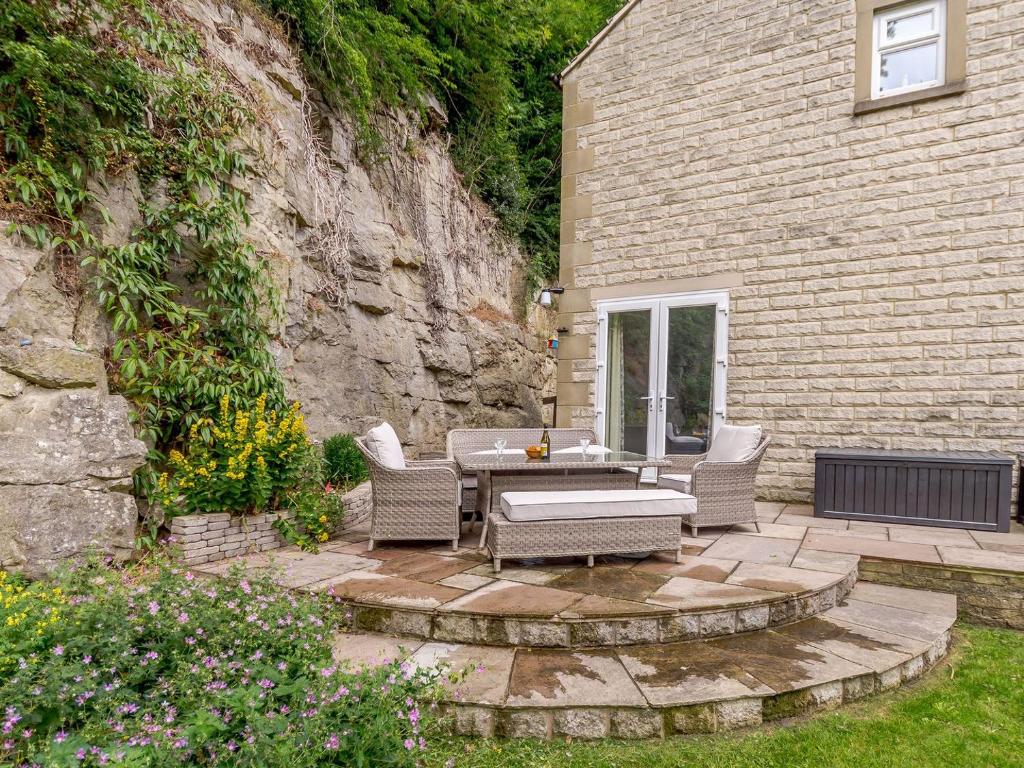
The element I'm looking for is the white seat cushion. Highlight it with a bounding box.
[365,422,406,469]
[460,474,478,490]
[706,425,762,463]
[500,489,696,522]
[657,473,692,494]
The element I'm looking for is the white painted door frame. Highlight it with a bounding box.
[595,289,730,459]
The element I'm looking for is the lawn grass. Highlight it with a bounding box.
[427,625,1024,768]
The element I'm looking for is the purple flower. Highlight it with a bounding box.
[177,612,189,624]
[324,734,339,750]
[404,738,415,750]
[54,731,68,743]
[148,601,160,615]
[257,679,274,689]
[53,646,64,656]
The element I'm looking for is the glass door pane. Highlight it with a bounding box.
[662,304,717,456]
[604,309,652,454]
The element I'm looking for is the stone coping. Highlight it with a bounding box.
[192,529,860,648]
[331,583,957,740]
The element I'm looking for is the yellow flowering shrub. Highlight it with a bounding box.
[159,394,343,550]
[159,394,308,516]
[0,570,66,675]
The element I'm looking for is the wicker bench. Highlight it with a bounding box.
[485,489,696,572]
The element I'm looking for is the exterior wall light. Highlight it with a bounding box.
[538,287,565,307]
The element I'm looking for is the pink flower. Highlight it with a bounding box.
[148,601,159,615]
[324,734,339,750]
[53,646,64,656]
[177,612,189,624]
[403,738,415,750]
[54,731,68,743]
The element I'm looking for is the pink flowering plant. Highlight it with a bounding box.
[0,560,450,766]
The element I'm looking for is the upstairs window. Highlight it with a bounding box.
[872,1,946,98]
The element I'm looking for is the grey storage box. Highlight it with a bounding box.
[814,449,1012,532]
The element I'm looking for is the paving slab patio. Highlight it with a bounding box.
[707,630,872,693]
[700,533,801,565]
[506,649,645,707]
[332,632,420,668]
[617,641,773,706]
[439,580,584,618]
[409,643,515,705]
[801,531,943,564]
[725,562,841,594]
[632,554,739,582]
[327,572,465,609]
[646,577,785,611]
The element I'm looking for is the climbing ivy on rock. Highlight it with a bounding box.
[0,0,283,451]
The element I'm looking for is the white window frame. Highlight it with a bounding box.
[594,290,729,463]
[871,0,946,99]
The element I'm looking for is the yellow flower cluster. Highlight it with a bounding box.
[1,571,65,636]
[159,393,312,517]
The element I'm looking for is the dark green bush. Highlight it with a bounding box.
[322,433,369,489]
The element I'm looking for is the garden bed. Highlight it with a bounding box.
[169,481,372,565]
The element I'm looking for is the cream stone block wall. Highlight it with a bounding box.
[558,0,1024,501]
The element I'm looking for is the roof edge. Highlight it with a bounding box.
[559,0,645,80]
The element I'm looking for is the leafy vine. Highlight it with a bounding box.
[0,0,284,454]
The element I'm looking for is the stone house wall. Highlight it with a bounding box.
[557,0,1024,501]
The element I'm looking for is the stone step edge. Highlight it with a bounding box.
[447,628,952,740]
[334,569,858,649]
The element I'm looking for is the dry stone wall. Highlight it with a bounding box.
[0,0,555,575]
[558,0,1024,501]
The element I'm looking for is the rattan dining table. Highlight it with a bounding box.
[455,450,671,547]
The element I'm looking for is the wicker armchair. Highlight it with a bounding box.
[355,436,462,551]
[657,435,771,537]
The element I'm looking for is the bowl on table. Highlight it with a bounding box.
[525,445,545,459]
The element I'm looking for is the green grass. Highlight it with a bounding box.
[427,625,1024,768]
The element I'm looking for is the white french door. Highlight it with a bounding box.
[596,291,729,464]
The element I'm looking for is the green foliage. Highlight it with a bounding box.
[257,0,622,284]
[0,0,284,453]
[1,560,449,766]
[322,433,369,489]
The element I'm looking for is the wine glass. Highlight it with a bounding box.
[580,437,591,457]
[494,438,507,458]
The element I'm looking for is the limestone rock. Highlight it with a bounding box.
[0,390,147,487]
[0,337,107,389]
[0,485,138,577]
[0,390,146,576]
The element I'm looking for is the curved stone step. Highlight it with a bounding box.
[331,583,956,740]
[326,542,860,648]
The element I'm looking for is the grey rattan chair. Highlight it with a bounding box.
[355,436,462,551]
[657,435,771,537]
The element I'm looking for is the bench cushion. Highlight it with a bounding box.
[657,473,692,494]
[500,489,696,522]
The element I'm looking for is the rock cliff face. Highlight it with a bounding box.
[0,0,556,574]
[173,0,556,449]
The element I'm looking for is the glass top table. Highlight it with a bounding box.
[456,450,670,472]
[455,450,671,547]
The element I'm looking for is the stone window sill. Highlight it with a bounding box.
[853,81,966,115]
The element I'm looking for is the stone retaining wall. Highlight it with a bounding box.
[858,558,1024,630]
[171,481,373,565]
[169,511,291,565]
